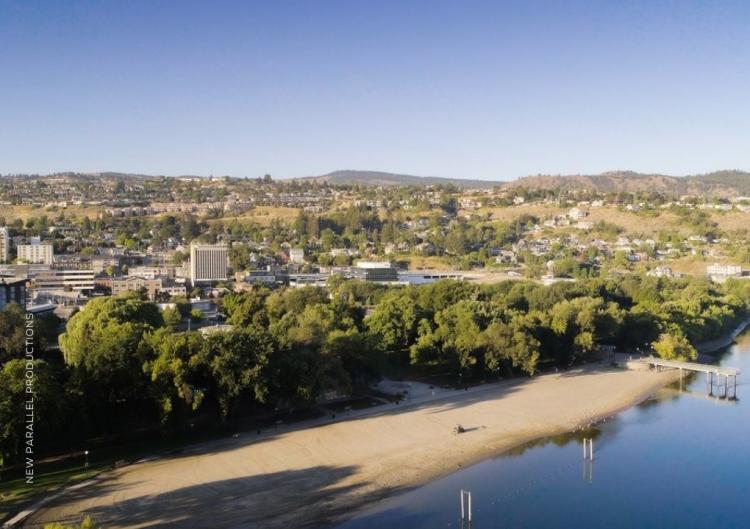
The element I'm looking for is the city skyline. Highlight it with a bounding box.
[1,0,749,179]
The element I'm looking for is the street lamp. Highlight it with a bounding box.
[84,450,89,469]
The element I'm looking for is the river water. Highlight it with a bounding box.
[334,331,750,529]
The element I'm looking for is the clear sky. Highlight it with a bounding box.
[1,0,748,180]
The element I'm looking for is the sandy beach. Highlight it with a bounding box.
[23,365,679,529]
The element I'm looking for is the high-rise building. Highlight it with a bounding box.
[17,242,54,264]
[0,227,9,263]
[189,243,228,285]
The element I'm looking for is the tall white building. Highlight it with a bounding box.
[0,228,9,263]
[189,243,228,285]
[17,242,54,264]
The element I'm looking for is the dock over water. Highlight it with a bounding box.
[644,357,740,377]
[639,356,740,399]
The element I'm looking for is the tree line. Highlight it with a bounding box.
[2,274,750,466]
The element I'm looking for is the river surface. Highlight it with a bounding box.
[333,331,750,529]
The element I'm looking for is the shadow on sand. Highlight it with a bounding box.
[24,465,376,529]
[24,366,623,529]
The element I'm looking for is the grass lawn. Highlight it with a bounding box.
[0,461,104,523]
[0,430,227,523]
[713,210,750,233]
[215,205,302,227]
[406,255,456,270]
[2,204,103,222]
[585,208,683,236]
[667,255,719,275]
[470,204,566,223]
[465,203,749,239]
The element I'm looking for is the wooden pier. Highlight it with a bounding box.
[643,357,740,399]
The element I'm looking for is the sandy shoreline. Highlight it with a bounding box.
[23,365,681,529]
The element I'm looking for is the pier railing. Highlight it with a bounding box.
[641,356,740,399]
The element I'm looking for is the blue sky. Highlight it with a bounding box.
[1,0,748,180]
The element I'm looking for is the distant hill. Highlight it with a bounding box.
[300,169,750,196]
[504,170,750,197]
[5,169,750,197]
[300,170,500,189]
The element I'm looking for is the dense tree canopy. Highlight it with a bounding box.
[0,359,65,465]
[2,274,750,466]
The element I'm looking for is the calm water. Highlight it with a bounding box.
[334,331,750,529]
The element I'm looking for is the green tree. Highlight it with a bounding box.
[366,290,418,351]
[146,329,208,423]
[162,307,182,330]
[652,332,698,361]
[59,294,164,429]
[0,360,65,465]
[223,289,271,329]
[480,316,541,375]
[189,308,204,322]
[201,329,274,418]
[229,243,252,271]
[171,250,188,265]
[324,328,382,384]
[0,303,27,364]
[44,516,99,529]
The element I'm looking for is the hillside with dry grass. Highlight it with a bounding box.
[504,170,750,197]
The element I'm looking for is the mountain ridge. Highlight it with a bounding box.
[505,170,750,197]
[302,169,750,196]
[297,169,499,188]
[4,169,750,196]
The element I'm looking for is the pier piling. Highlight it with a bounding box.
[582,438,594,460]
[642,357,739,400]
[460,489,472,523]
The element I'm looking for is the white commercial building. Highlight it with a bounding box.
[128,265,177,280]
[17,242,54,264]
[354,261,398,282]
[33,268,95,293]
[189,243,228,284]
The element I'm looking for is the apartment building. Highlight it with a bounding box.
[17,241,54,264]
[110,276,187,300]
